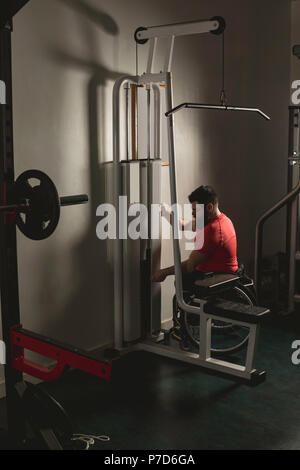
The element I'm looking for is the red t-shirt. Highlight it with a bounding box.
[194,213,238,273]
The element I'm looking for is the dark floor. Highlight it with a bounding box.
[2,315,300,450]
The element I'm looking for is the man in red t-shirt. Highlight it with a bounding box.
[151,185,238,284]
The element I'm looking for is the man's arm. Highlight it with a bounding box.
[151,250,208,282]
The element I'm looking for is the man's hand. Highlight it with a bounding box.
[151,269,168,283]
[161,203,194,231]
[161,203,172,221]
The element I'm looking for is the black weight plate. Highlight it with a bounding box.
[15,170,60,240]
[22,382,73,445]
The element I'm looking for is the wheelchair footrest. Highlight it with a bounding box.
[204,300,270,324]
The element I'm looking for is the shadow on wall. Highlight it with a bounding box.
[60,0,119,34]
[36,0,127,349]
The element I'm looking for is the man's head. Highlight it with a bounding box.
[188,185,219,222]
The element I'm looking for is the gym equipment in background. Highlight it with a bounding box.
[255,105,300,312]
[254,44,300,312]
[112,18,270,386]
[0,2,112,450]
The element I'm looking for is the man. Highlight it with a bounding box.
[151,185,238,285]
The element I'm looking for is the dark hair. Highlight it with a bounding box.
[188,185,218,205]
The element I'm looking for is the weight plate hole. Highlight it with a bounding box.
[28,178,41,188]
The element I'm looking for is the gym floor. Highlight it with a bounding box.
[1,315,299,450]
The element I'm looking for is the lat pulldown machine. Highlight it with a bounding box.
[0,1,112,450]
[0,5,271,449]
[113,17,270,385]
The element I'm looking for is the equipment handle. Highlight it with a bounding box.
[60,195,89,207]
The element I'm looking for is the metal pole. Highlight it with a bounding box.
[152,85,161,159]
[125,84,129,160]
[287,107,300,312]
[131,84,138,160]
[165,102,270,121]
[145,85,152,334]
[146,38,158,74]
[0,22,25,445]
[147,86,152,248]
[113,75,138,350]
[288,197,298,311]
[164,36,175,73]
[286,107,297,256]
[165,73,203,316]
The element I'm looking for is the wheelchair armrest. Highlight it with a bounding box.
[191,273,240,297]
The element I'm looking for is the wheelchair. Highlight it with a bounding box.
[172,267,257,355]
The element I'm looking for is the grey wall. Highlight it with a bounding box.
[292,0,300,83]
[0,0,291,389]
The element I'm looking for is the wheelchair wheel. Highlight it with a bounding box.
[180,283,257,355]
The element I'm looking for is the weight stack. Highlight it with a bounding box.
[121,159,161,342]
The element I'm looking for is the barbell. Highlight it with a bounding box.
[1,169,88,240]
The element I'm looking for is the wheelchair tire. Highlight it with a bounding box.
[179,282,257,355]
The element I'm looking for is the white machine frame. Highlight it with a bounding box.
[113,18,268,384]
